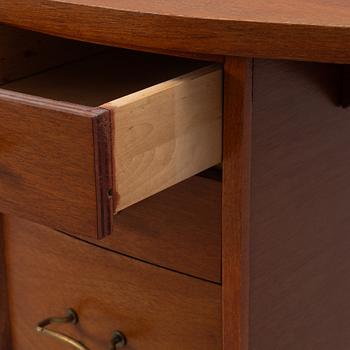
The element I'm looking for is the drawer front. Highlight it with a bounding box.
[86,176,222,283]
[0,90,113,239]
[0,51,222,239]
[3,215,222,350]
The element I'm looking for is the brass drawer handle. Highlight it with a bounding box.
[36,308,127,350]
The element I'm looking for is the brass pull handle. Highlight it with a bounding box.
[36,308,127,350]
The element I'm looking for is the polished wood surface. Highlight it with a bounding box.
[0,89,113,238]
[0,1,349,63]
[0,216,11,350]
[222,57,252,350]
[4,52,222,214]
[249,59,350,349]
[3,215,222,350]
[84,176,221,283]
[0,23,99,85]
[1,7,347,349]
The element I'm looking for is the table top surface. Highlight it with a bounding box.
[57,0,350,26]
[0,0,350,63]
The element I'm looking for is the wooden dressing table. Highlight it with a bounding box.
[0,1,349,349]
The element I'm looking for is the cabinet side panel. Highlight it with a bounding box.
[0,215,11,350]
[250,60,350,349]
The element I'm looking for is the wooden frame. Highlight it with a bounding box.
[0,215,11,350]
[222,57,252,350]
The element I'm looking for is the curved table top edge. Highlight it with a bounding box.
[0,0,350,64]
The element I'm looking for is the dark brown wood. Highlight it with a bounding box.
[0,215,11,350]
[83,176,221,283]
[2,50,205,106]
[222,57,252,350]
[0,23,101,85]
[0,0,350,64]
[342,65,350,108]
[250,59,350,349]
[0,89,113,239]
[3,215,222,350]
[110,44,224,64]
[92,112,114,238]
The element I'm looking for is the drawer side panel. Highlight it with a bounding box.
[105,65,223,211]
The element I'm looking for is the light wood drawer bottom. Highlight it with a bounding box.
[3,215,222,350]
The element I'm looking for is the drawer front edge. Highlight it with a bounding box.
[0,89,113,238]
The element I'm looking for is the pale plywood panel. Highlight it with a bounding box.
[104,65,223,211]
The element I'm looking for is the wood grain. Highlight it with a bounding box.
[83,176,221,283]
[4,53,222,214]
[0,23,100,85]
[222,57,252,350]
[106,65,222,211]
[3,215,222,350]
[250,59,350,349]
[0,0,349,63]
[0,215,11,350]
[105,45,224,64]
[0,90,113,238]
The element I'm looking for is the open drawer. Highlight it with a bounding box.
[0,50,222,238]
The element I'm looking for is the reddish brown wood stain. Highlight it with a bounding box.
[3,215,222,350]
[0,90,113,239]
[250,59,350,349]
[0,215,11,350]
[84,176,222,283]
[0,3,349,348]
[0,0,349,63]
[222,57,252,350]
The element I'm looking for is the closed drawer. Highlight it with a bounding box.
[0,50,222,239]
[3,215,222,350]
[85,175,222,283]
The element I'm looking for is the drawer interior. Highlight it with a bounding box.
[0,27,222,238]
[0,23,102,85]
[1,48,223,213]
[2,50,206,106]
